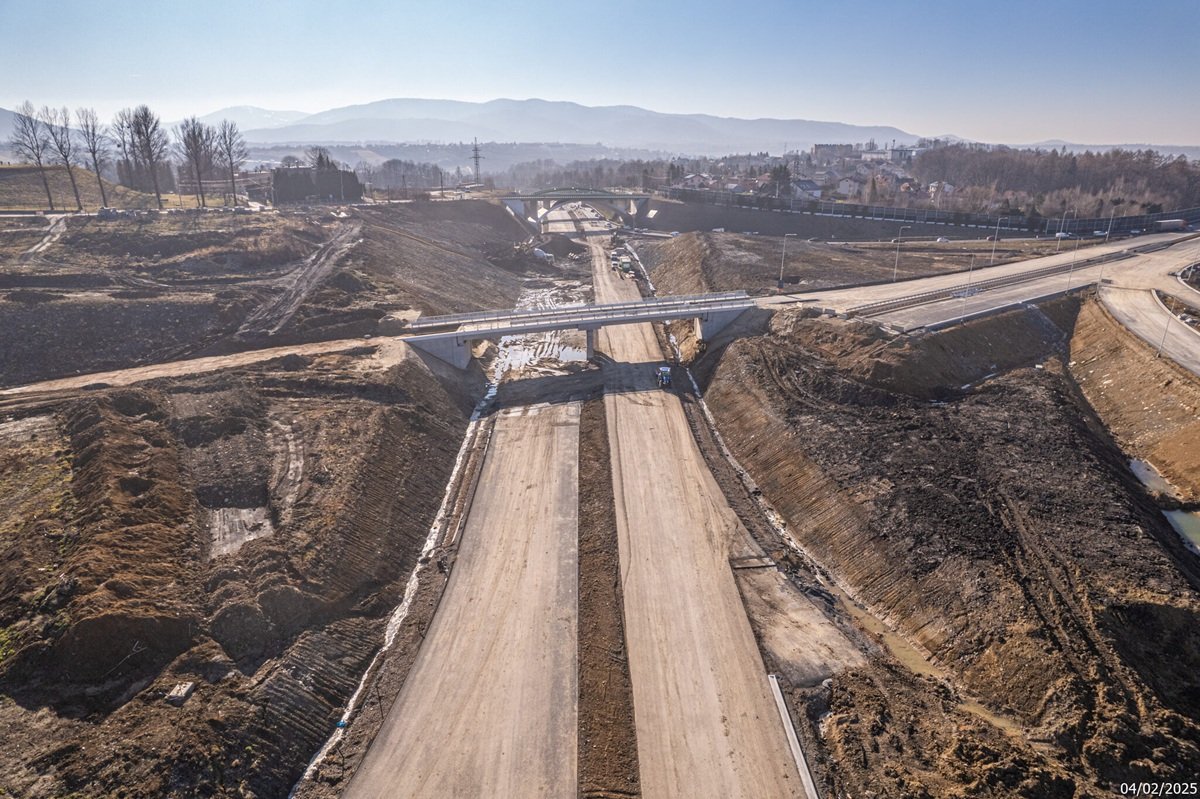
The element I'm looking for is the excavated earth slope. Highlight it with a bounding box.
[0,349,467,797]
[698,297,1200,796]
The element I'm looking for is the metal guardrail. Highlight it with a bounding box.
[409,291,749,330]
[462,299,755,335]
[405,298,756,344]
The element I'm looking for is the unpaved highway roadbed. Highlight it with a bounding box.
[343,402,581,799]
[593,241,803,798]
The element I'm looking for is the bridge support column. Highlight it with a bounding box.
[694,308,748,343]
[584,327,596,361]
[407,336,475,370]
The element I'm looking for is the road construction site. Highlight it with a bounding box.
[1,199,1199,799]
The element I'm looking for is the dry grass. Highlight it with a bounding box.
[0,165,184,211]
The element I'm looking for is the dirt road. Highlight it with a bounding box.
[342,402,580,799]
[591,239,804,798]
[0,337,388,397]
[237,222,361,337]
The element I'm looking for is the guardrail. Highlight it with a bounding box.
[408,291,749,330]
[462,298,756,334]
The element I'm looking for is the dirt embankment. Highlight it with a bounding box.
[349,201,529,315]
[697,299,1200,795]
[0,350,469,798]
[0,214,337,386]
[1068,299,1200,501]
[0,202,538,387]
[577,397,640,798]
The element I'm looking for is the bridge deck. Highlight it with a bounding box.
[407,298,754,345]
[409,292,749,330]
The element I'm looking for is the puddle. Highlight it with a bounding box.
[1130,458,1178,497]
[1165,510,1200,551]
[491,278,592,380]
[0,415,55,443]
[1128,459,1200,552]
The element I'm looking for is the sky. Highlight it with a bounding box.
[2,0,1198,146]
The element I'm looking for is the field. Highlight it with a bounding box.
[638,230,1111,295]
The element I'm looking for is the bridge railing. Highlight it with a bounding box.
[408,291,749,330]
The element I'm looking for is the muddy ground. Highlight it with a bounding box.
[0,198,564,798]
[0,346,472,798]
[687,296,1200,796]
[0,201,535,388]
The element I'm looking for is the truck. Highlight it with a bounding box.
[656,366,672,388]
[1155,219,1188,232]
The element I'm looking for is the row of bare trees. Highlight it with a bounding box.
[8,101,248,211]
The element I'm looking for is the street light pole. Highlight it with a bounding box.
[1056,208,1077,252]
[1158,293,1174,357]
[892,225,912,282]
[990,216,1008,265]
[1066,233,1082,290]
[960,253,976,323]
[778,233,797,289]
[1106,207,1116,242]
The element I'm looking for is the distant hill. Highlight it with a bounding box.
[242,97,920,155]
[193,106,308,131]
[0,107,18,150]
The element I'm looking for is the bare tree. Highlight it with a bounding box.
[111,108,137,189]
[280,155,302,169]
[131,105,169,208]
[215,120,248,206]
[8,101,55,210]
[175,117,216,207]
[42,105,82,211]
[75,107,112,208]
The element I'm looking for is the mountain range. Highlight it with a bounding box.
[234,98,920,155]
[3,99,1199,161]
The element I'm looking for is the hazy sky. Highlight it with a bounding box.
[3,0,1197,145]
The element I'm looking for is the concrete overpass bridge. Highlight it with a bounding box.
[501,188,651,232]
[405,292,751,368]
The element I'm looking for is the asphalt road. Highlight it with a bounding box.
[591,238,805,798]
[342,402,581,799]
[759,231,1189,316]
[1101,285,1200,376]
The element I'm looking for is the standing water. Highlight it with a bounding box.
[1128,459,1200,554]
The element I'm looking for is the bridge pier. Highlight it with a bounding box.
[585,327,596,361]
[694,307,748,343]
[407,335,474,370]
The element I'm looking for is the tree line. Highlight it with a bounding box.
[8,101,248,210]
[912,144,1200,218]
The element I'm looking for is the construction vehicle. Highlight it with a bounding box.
[657,366,672,388]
